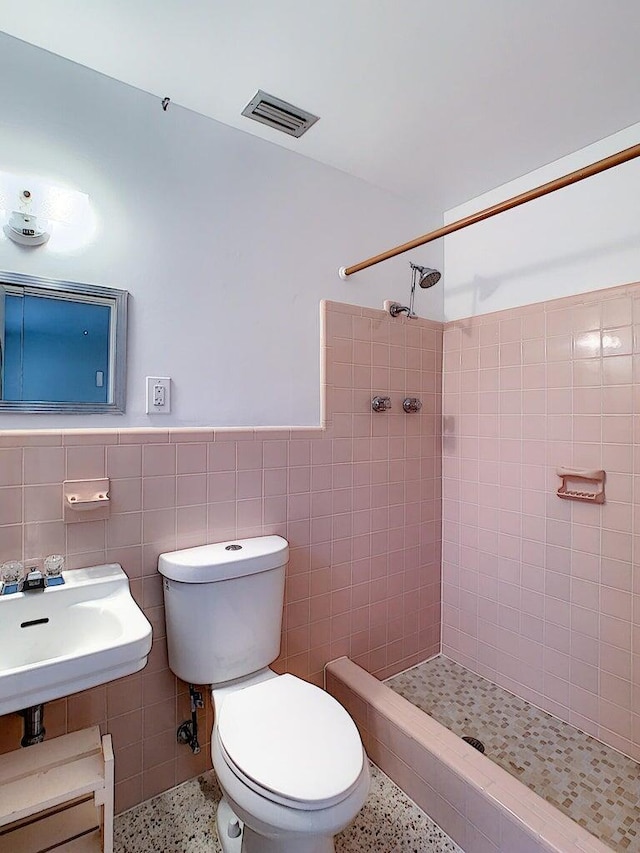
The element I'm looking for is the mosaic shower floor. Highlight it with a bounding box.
[386,655,640,851]
[114,762,463,853]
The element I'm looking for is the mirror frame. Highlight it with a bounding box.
[0,270,128,414]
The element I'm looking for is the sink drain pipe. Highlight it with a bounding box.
[177,684,203,754]
[20,704,46,747]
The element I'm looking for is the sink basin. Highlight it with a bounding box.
[0,563,152,716]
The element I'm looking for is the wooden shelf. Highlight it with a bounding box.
[52,830,103,853]
[0,728,113,853]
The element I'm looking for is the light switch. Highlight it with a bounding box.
[146,376,171,414]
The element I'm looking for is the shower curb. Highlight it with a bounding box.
[325,657,608,853]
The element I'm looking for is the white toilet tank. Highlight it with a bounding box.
[158,535,288,686]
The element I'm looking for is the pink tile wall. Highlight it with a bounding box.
[0,300,442,812]
[442,280,640,760]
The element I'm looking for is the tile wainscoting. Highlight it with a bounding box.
[0,300,443,812]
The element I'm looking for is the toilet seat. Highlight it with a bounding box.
[216,674,364,811]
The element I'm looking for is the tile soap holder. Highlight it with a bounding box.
[556,468,605,504]
[64,478,110,521]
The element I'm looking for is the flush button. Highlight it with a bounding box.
[225,544,242,551]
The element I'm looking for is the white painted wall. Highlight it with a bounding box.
[0,33,442,429]
[443,123,640,321]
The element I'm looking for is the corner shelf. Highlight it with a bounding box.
[0,727,113,853]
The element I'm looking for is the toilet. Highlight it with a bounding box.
[158,535,370,853]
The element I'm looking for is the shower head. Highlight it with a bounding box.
[389,261,441,319]
[410,263,441,289]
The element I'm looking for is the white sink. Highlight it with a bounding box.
[0,563,152,716]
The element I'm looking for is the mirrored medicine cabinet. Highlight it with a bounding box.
[0,270,128,414]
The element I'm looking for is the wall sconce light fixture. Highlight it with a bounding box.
[0,173,90,249]
[4,190,50,245]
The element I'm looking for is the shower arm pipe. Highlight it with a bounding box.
[339,142,640,278]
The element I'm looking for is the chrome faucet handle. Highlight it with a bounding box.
[372,396,392,413]
[402,397,423,413]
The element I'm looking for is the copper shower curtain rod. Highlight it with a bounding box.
[338,142,640,279]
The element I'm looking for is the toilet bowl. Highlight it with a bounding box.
[159,536,370,852]
[212,671,369,853]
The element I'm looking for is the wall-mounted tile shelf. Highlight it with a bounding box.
[0,726,114,852]
[556,468,605,504]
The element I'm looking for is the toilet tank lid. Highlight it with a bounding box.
[158,535,289,583]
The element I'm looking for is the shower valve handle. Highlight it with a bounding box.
[403,397,422,413]
[372,396,392,412]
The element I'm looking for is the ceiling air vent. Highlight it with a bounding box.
[241,90,319,138]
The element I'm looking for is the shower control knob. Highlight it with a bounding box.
[372,396,392,412]
[402,397,422,413]
[228,819,242,838]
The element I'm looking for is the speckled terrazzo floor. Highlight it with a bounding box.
[114,763,463,853]
[386,655,640,852]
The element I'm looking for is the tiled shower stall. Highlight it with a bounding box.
[442,282,640,763]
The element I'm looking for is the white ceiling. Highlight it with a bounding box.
[1,0,639,209]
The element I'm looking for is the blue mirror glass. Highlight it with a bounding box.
[0,271,127,413]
